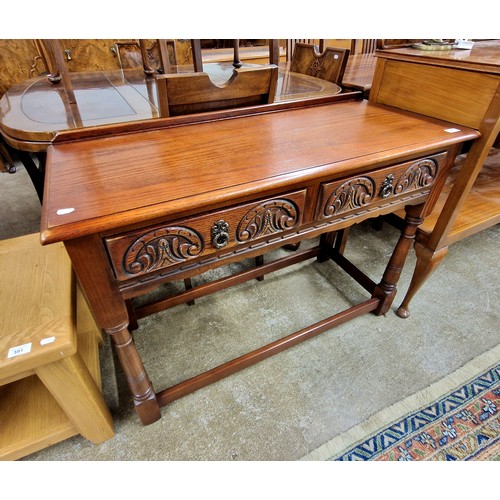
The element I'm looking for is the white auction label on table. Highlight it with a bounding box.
[7,342,32,358]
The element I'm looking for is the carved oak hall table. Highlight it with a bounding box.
[40,99,478,425]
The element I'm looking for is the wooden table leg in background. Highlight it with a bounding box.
[16,151,45,203]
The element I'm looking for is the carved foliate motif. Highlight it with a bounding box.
[237,199,299,241]
[324,177,375,217]
[123,226,203,276]
[394,159,437,194]
[309,58,322,77]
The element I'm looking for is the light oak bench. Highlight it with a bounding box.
[0,233,114,460]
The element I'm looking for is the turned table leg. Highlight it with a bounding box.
[373,204,424,316]
[106,323,161,425]
[65,236,161,425]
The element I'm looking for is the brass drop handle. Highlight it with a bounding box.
[64,49,72,61]
[211,220,230,249]
[379,174,394,199]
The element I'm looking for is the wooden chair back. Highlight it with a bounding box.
[115,40,177,74]
[290,43,350,85]
[155,65,279,117]
[286,39,316,62]
[360,39,378,54]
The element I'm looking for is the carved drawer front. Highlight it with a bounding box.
[105,189,307,281]
[317,153,446,221]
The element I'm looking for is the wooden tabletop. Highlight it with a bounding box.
[41,100,479,244]
[0,62,341,150]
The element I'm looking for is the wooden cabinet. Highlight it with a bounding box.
[0,39,124,98]
[50,39,179,72]
[0,39,184,98]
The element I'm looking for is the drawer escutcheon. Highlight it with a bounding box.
[211,220,230,249]
[379,174,394,199]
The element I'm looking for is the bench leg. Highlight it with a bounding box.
[36,352,114,444]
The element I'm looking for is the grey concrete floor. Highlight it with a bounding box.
[1,160,499,461]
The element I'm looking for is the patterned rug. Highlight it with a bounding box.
[300,344,500,461]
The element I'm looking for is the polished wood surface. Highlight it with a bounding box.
[41,101,477,242]
[0,63,342,151]
[369,40,500,317]
[40,99,478,424]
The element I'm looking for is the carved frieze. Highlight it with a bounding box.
[323,177,375,217]
[123,226,203,276]
[237,199,299,241]
[394,158,437,194]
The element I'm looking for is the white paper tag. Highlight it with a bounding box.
[7,342,32,358]
[56,208,75,215]
[40,336,56,346]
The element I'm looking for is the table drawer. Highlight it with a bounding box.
[105,189,307,281]
[317,153,446,221]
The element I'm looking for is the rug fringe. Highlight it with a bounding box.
[299,343,500,461]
